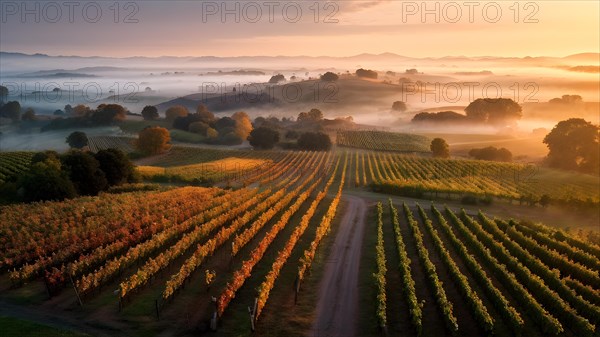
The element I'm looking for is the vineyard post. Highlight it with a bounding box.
[69,275,83,307]
[249,297,258,331]
[294,275,300,305]
[211,296,218,331]
[43,277,52,299]
[155,299,160,320]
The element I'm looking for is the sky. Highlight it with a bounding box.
[0,0,598,58]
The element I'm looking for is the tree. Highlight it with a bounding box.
[464,98,522,126]
[253,116,267,127]
[297,108,323,122]
[61,151,107,196]
[468,146,512,162]
[206,128,218,139]
[297,112,310,122]
[217,131,244,145]
[392,101,407,112]
[248,127,280,149]
[94,149,136,186]
[543,118,599,173]
[549,95,583,104]
[19,161,76,202]
[308,108,323,121]
[356,68,378,79]
[53,109,65,116]
[189,121,210,135]
[297,132,332,151]
[173,113,204,131]
[196,104,216,124]
[72,104,91,117]
[0,101,21,121]
[430,138,450,158]
[540,194,551,208]
[136,126,171,155]
[0,85,8,102]
[285,130,299,139]
[232,111,253,141]
[215,117,236,131]
[31,150,60,165]
[496,148,513,162]
[165,105,189,122]
[92,104,127,124]
[22,108,36,121]
[64,104,73,115]
[66,131,88,149]
[269,74,286,84]
[141,105,159,120]
[412,111,468,124]
[321,72,339,81]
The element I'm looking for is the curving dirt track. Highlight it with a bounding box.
[310,195,367,337]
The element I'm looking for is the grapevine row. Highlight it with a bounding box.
[12,188,228,283]
[388,200,422,335]
[216,168,330,316]
[373,202,387,328]
[403,203,459,335]
[297,153,348,283]
[429,205,524,335]
[162,161,324,302]
[76,188,258,296]
[516,221,600,260]
[474,214,600,328]
[443,208,563,334]
[416,205,494,334]
[118,188,269,299]
[255,155,343,319]
[230,154,327,256]
[510,221,600,272]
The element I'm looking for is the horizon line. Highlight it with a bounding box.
[2,51,598,60]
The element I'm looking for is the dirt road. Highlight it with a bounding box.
[310,196,367,337]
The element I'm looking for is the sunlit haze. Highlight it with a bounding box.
[1,1,598,57]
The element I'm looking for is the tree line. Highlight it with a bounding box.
[0,148,138,203]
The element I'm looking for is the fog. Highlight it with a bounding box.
[0,126,124,152]
[1,52,598,156]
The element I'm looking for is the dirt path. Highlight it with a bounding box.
[310,195,367,337]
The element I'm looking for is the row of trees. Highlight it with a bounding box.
[42,104,128,131]
[427,118,598,175]
[248,127,332,151]
[1,148,137,203]
[412,98,523,128]
[469,146,513,162]
[157,104,253,146]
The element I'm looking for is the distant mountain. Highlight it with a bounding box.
[16,66,126,77]
[75,66,126,72]
[16,72,98,78]
[3,51,598,65]
[2,51,598,79]
[203,70,266,76]
[563,53,600,63]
